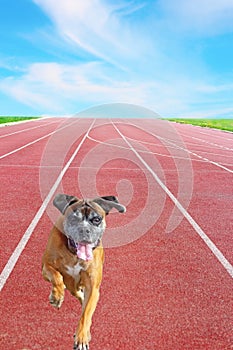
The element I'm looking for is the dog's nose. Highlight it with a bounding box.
[80,228,90,234]
[78,228,92,243]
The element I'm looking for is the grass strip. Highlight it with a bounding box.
[165,118,233,132]
[0,116,39,124]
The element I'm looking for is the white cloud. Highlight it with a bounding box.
[158,0,233,35]
[1,0,233,118]
[0,77,58,111]
[33,0,144,67]
[1,59,233,117]
[0,62,149,113]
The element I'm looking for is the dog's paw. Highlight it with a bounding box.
[49,291,64,309]
[73,343,89,350]
[73,334,90,350]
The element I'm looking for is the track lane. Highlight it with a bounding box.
[112,121,233,277]
[0,120,95,291]
[123,120,233,173]
[0,118,92,272]
[0,119,59,139]
[0,119,232,350]
[164,122,233,168]
[0,119,68,158]
[0,117,51,135]
[110,120,233,265]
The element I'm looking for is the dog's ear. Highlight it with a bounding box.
[53,194,79,214]
[92,196,126,214]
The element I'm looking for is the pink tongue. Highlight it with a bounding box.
[77,243,93,261]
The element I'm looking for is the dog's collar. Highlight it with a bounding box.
[67,237,100,255]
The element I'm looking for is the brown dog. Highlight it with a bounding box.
[42,194,126,349]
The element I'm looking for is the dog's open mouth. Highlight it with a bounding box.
[76,243,94,261]
[67,238,99,261]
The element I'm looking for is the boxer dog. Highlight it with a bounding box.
[42,194,126,349]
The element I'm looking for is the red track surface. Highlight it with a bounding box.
[0,118,232,349]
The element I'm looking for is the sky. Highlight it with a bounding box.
[0,0,233,118]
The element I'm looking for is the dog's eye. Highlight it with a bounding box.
[91,217,102,225]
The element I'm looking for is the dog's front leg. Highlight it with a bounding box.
[42,263,65,309]
[74,280,101,349]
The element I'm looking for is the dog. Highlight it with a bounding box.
[42,194,126,349]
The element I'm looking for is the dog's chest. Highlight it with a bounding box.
[65,262,83,280]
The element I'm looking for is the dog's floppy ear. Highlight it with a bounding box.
[53,194,79,214]
[92,196,126,214]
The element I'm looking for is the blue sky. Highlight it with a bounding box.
[0,0,233,118]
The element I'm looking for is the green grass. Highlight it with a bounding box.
[0,116,39,124]
[165,118,233,132]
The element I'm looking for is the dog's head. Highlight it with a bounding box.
[53,194,126,260]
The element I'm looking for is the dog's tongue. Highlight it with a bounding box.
[77,243,93,261]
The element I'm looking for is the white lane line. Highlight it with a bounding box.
[0,120,59,139]
[88,134,233,168]
[157,135,233,173]
[198,129,233,141]
[125,135,233,163]
[112,122,233,279]
[181,134,233,151]
[87,134,211,163]
[124,120,233,174]
[0,119,95,292]
[170,122,233,140]
[0,134,53,159]
[88,133,233,167]
[0,120,77,160]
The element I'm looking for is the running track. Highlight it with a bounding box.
[0,118,232,349]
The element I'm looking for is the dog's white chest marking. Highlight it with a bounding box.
[66,263,83,280]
